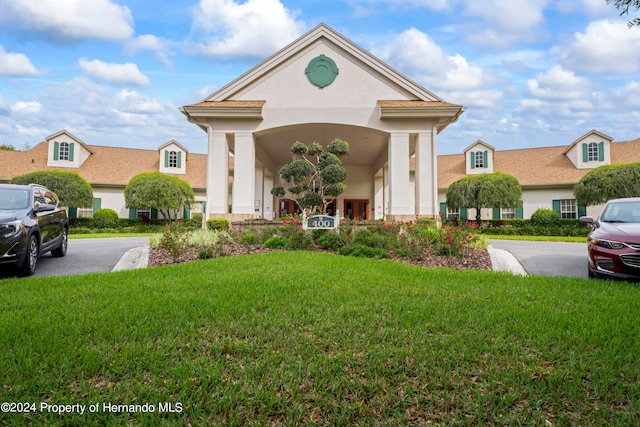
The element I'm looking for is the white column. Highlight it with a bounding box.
[207,128,228,215]
[431,127,439,217]
[254,165,264,217]
[388,132,412,215]
[415,131,435,217]
[232,132,256,214]
[374,174,384,220]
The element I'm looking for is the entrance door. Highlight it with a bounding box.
[344,200,369,220]
[278,199,299,218]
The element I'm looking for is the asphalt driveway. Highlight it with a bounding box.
[489,239,588,279]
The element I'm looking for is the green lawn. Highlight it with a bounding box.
[1,252,638,425]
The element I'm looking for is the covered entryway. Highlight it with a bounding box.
[181,24,463,222]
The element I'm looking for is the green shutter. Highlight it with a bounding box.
[578,205,587,217]
[598,142,604,161]
[92,198,101,215]
[460,208,468,221]
[552,200,561,216]
[68,207,77,219]
[151,208,158,219]
[164,150,169,168]
[53,141,59,161]
[470,152,475,169]
[582,143,588,162]
[516,206,523,219]
[129,208,137,219]
[183,207,190,219]
[484,150,488,168]
[177,151,182,168]
[439,202,446,216]
[492,207,501,219]
[68,143,74,161]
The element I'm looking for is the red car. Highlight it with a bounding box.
[581,198,640,280]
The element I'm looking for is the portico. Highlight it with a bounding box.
[181,24,464,221]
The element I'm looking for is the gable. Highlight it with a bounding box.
[205,24,441,108]
[563,129,612,169]
[46,130,93,168]
[158,140,188,175]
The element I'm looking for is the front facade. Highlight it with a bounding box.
[181,24,464,221]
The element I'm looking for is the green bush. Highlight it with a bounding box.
[352,228,395,249]
[530,209,560,226]
[263,236,288,249]
[339,244,389,259]
[93,208,119,228]
[207,217,230,231]
[285,230,313,250]
[316,231,349,252]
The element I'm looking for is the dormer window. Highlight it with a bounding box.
[470,150,488,169]
[585,142,603,162]
[53,141,74,161]
[164,150,182,169]
[169,151,178,168]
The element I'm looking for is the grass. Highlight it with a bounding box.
[1,252,639,425]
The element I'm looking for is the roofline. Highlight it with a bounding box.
[203,23,444,103]
[45,129,95,154]
[562,129,614,155]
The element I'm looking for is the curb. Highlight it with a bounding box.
[487,244,527,276]
[111,245,150,272]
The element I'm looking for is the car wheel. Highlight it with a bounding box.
[52,227,68,257]
[588,266,597,279]
[19,234,39,276]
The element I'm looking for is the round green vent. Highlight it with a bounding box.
[305,54,339,88]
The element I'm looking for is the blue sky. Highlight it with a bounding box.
[1,0,639,155]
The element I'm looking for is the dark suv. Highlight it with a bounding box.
[0,183,69,276]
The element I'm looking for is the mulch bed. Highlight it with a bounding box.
[148,243,492,271]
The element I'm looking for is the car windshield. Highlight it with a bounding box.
[601,201,640,223]
[0,188,30,210]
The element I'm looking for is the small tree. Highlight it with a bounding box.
[271,138,350,214]
[124,172,194,221]
[1,143,15,151]
[446,172,522,222]
[574,162,640,206]
[11,170,93,208]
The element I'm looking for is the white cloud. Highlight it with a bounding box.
[526,66,591,100]
[113,90,164,114]
[0,0,133,42]
[374,28,488,91]
[79,59,150,86]
[188,0,306,58]
[560,20,640,74]
[11,101,41,114]
[462,0,548,48]
[126,35,175,67]
[0,45,39,76]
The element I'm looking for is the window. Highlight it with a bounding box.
[77,208,94,218]
[475,151,484,169]
[58,142,69,161]
[501,208,516,219]
[587,142,599,162]
[447,207,460,220]
[560,199,577,219]
[137,208,151,220]
[169,151,178,168]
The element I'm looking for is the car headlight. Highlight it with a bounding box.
[0,220,24,239]
[592,238,626,250]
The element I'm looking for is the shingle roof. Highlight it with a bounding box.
[0,142,208,189]
[437,138,640,189]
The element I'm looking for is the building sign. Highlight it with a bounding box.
[302,210,340,231]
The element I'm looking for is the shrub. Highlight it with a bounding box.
[352,228,395,249]
[316,231,349,252]
[285,230,313,250]
[339,244,389,259]
[93,208,119,229]
[530,208,560,226]
[207,217,230,231]
[264,236,288,249]
[190,213,203,227]
[239,232,260,245]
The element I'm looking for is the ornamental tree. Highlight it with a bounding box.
[124,172,195,221]
[11,170,93,208]
[271,138,350,214]
[573,162,640,206]
[446,172,522,222]
[606,0,640,27]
